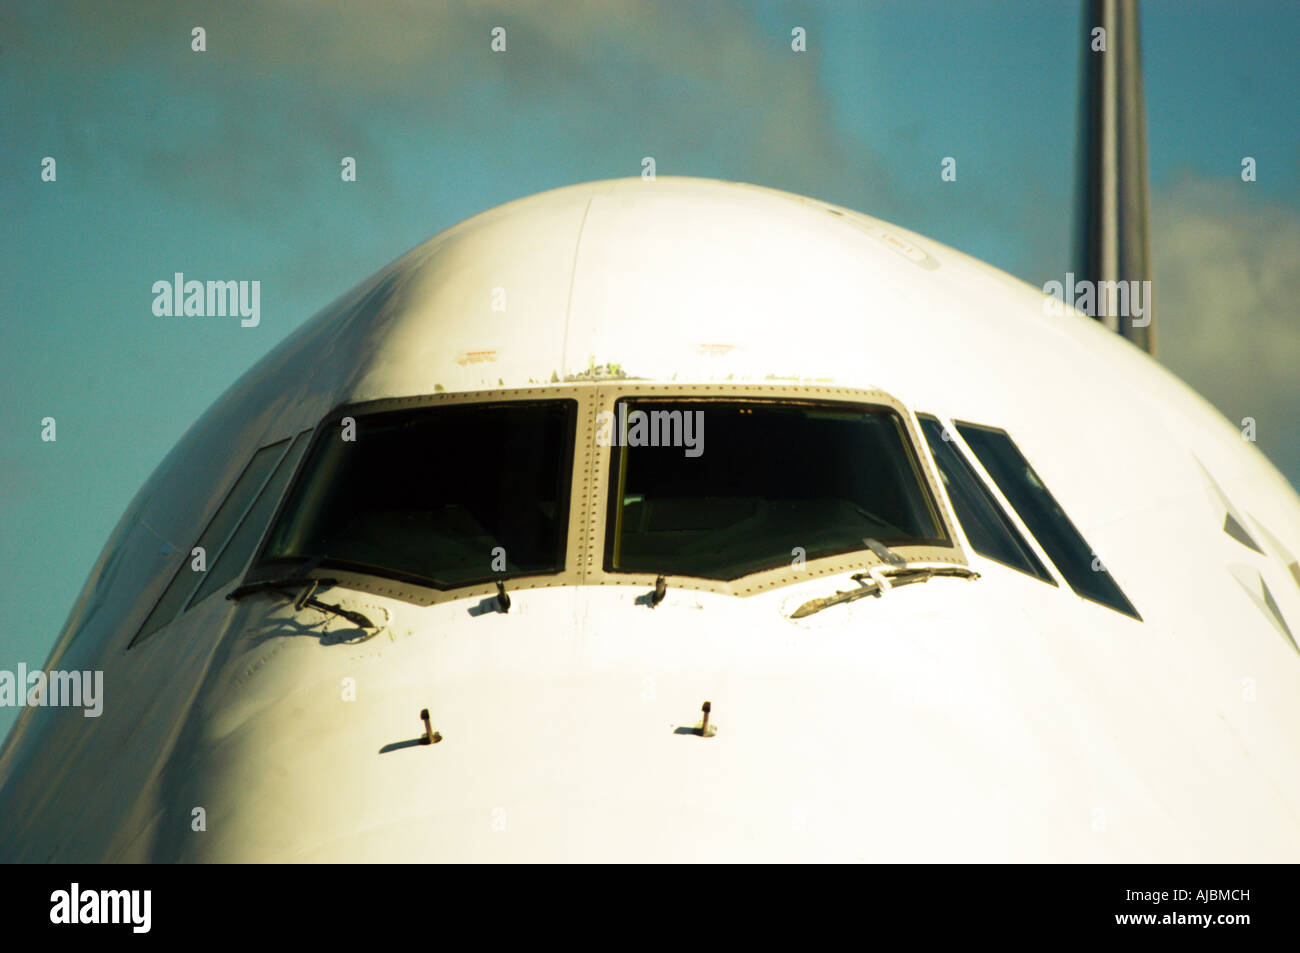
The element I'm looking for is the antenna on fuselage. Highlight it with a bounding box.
[1076,0,1155,354]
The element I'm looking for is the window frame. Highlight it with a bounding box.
[240,387,594,606]
[584,383,968,599]
[602,395,952,582]
[232,383,969,607]
[247,396,580,594]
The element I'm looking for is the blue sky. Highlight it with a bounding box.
[2,0,1297,740]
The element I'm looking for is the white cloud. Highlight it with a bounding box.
[1152,175,1300,488]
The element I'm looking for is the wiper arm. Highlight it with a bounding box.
[789,564,979,619]
[228,573,377,631]
[229,552,327,601]
[227,575,336,601]
[879,565,980,586]
[790,575,882,618]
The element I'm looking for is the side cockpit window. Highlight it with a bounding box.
[955,422,1141,620]
[917,415,1055,585]
[130,431,311,648]
[187,430,313,607]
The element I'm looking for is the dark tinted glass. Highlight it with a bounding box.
[258,401,576,588]
[606,400,946,580]
[131,439,288,647]
[917,415,1054,583]
[956,423,1140,619]
[189,430,313,606]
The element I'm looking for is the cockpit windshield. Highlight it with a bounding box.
[256,400,576,588]
[604,399,947,580]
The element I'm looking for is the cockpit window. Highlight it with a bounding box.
[955,422,1141,619]
[188,429,313,607]
[256,400,577,588]
[917,415,1055,584]
[130,437,290,648]
[605,399,947,581]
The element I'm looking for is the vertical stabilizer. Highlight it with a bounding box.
[1078,0,1155,354]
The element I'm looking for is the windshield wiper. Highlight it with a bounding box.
[228,561,377,631]
[790,574,883,618]
[789,564,979,619]
[879,565,980,586]
[229,552,326,599]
